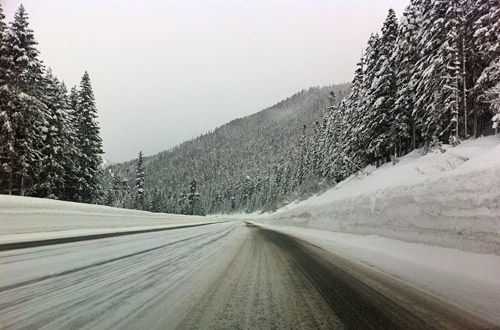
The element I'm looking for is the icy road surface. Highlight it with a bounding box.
[0,221,496,330]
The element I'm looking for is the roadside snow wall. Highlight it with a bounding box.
[0,195,216,235]
[261,136,500,254]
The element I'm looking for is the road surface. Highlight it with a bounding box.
[0,221,496,329]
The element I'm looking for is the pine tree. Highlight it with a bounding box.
[471,0,500,135]
[440,0,463,146]
[413,0,449,150]
[59,84,83,201]
[295,124,311,185]
[0,3,9,193]
[0,5,48,195]
[150,186,164,212]
[104,171,130,207]
[341,56,366,174]
[0,4,5,35]
[489,81,500,134]
[75,72,103,203]
[366,9,399,161]
[134,151,145,210]
[393,0,422,151]
[33,70,75,198]
[357,33,381,163]
[187,179,204,215]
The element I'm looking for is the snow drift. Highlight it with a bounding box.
[260,136,500,254]
[0,195,217,237]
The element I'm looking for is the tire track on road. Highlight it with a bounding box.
[261,228,499,330]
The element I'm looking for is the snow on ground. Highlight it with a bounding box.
[259,136,500,254]
[0,195,219,238]
[252,223,500,326]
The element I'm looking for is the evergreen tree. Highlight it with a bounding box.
[104,171,129,207]
[187,179,204,215]
[393,0,422,151]
[33,70,75,198]
[366,9,399,161]
[59,84,83,201]
[341,56,366,174]
[472,0,500,135]
[356,33,381,164]
[440,0,463,146]
[295,124,311,185]
[134,151,145,210]
[150,186,164,212]
[0,5,48,195]
[490,81,500,134]
[75,71,103,203]
[0,4,5,35]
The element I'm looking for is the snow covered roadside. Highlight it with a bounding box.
[259,136,500,254]
[0,195,221,242]
[252,222,500,326]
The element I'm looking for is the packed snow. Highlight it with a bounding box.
[0,195,220,241]
[258,136,500,254]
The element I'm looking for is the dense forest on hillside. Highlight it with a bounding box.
[105,0,500,215]
[0,5,103,202]
[104,85,351,214]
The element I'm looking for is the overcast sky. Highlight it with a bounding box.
[3,0,408,162]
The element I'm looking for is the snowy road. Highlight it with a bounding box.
[0,221,496,330]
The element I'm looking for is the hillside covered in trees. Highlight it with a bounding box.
[105,0,499,215]
[104,84,350,214]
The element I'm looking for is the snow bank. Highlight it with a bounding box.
[253,223,500,326]
[0,195,219,236]
[260,136,500,254]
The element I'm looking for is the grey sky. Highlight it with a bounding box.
[4,0,408,162]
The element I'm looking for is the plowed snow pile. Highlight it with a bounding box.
[261,136,500,254]
[0,195,217,238]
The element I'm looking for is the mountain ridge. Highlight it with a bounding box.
[105,83,351,213]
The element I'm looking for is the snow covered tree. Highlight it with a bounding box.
[471,0,500,136]
[340,56,366,174]
[57,85,83,201]
[489,82,500,134]
[357,33,381,163]
[74,71,103,203]
[366,9,399,160]
[0,4,106,204]
[295,124,311,185]
[441,0,463,146]
[0,4,6,55]
[187,179,204,215]
[0,5,48,195]
[393,0,423,151]
[150,186,165,213]
[32,70,78,199]
[104,171,130,207]
[133,151,146,210]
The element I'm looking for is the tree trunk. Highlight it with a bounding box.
[473,110,478,137]
[8,159,13,195]
[411,121,416,151]
[463,36,468,139]
[20,176,25,196]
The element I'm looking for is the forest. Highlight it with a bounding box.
[0,5,103,202]
[105,0,499,215]
[1,0,499,215]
